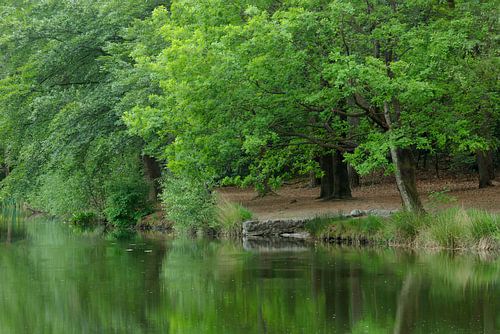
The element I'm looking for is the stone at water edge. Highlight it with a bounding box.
[242,219,308,237]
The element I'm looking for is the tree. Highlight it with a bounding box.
[0,0,166,220]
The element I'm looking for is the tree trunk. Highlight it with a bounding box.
[390,148,425,213]
[319,153,334,199]
[477,150,494,188]
[319,151,352,199]
[332,150,352,199]
[142,155,162,201]
[486,150,496,181]
[384,101,424,213]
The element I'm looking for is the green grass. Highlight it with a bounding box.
[215,198,253,237]
[306,214,384,244]
[306,208,500,251]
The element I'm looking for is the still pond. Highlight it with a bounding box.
[0,209,498,333]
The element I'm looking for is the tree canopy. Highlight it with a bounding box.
[0,0,498,228]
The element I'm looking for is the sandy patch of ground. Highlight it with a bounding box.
[218,177,500,220]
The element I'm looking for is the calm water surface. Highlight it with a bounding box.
[0,210,499,333]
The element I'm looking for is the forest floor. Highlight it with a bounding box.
[218,176,500,220]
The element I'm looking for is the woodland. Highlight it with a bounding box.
[0,0,498,232]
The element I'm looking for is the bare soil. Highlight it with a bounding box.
[218,177,500,220]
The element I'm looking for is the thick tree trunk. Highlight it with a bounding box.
[333,150,352,199]
[390,148,425,213]
[477,150,494,188]
[319,153,334,199]
[319,151,352,199]
[142,155,162,201]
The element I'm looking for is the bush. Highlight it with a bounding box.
[161,174,216,233]
[69,211,99,228]
[104,178,152,228]
[215,198,253,237]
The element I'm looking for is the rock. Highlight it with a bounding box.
[350,209,365,217]
[242,219,308,237]
[349,209,398,218]
[241,209,398,239]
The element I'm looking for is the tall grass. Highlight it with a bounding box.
[423,209,499,250]
[215,198,253,237]
[306,208,500,250]
[306,214,384,244]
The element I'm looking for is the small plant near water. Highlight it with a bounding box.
[215,198,253,237]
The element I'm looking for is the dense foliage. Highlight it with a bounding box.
[0,0,498,229]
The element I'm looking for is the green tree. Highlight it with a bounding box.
[0,0,166,222]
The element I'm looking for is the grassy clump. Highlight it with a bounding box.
[306,208,500,250]
[215,198,253,237]
[306,214,384,243]
[421,208,499,250]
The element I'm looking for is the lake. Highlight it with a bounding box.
[0,209,498,333]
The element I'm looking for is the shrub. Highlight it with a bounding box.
[161,174,216,233]
[104,178,151,228]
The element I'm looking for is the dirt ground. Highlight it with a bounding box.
[218,177,500,220]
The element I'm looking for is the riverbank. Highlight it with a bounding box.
[136,176,500,251]
[241,208,500,252]
[218,177,500,220]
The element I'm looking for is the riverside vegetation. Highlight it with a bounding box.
[0,1,498,243]
[306,208,500,251]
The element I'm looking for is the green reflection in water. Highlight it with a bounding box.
[0,212,498,333]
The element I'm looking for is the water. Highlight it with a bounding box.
[0,212,499,333]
